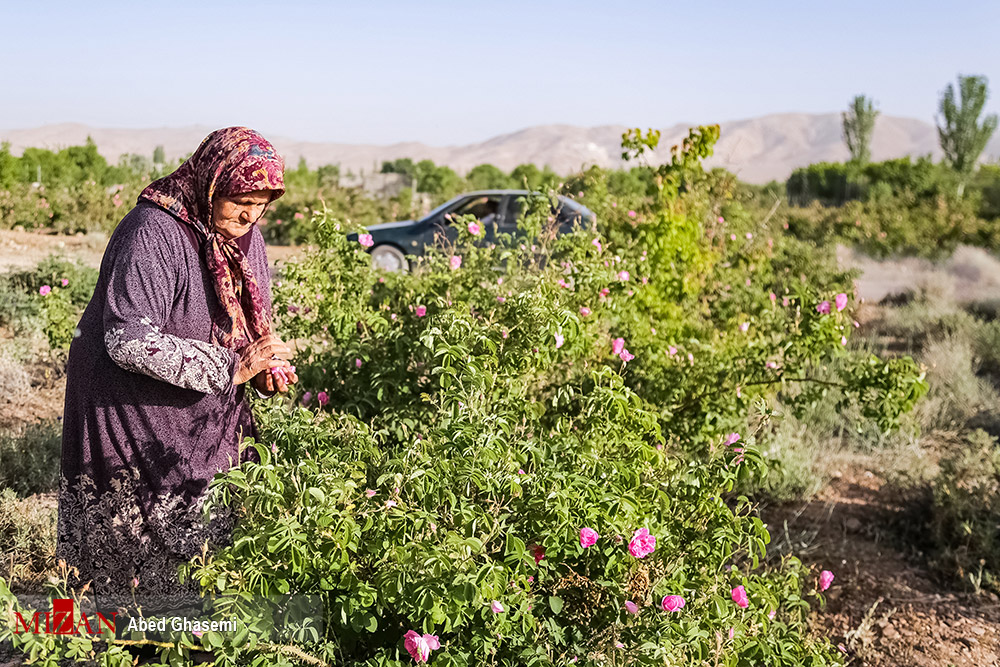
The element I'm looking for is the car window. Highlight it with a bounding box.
[501,194,547,227]
[503,195,586,227]
[445,195,501,224]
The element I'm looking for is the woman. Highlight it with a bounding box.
[57,127,297,611]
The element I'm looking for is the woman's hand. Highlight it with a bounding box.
[233,335,293,385]
[250,365,299,395]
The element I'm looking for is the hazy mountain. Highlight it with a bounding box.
[3,114,999,184]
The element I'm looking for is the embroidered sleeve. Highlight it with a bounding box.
[102,215,237,394]
[105,317,236,394]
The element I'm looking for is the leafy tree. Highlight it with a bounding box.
[842,95,879,166]
[0,142,16,190]
[380,158,416,179]
[938,74,999,196]
[510,163,560,191]
[152,145,165,165]
[465,163,512,190]
[414,159,461,196]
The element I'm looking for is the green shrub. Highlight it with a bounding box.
[0,420,62,497]
[2,255,98,350]
[931,429,1000,592]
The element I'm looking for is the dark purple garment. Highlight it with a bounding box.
[57,201,269,609]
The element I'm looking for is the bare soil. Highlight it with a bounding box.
[0,228,301,273]
[763,467,1000,666]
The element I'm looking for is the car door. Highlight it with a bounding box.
[496,193,542,242]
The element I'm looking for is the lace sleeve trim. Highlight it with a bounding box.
[105,316,235,394]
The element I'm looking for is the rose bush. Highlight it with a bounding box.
[1,128,925,666]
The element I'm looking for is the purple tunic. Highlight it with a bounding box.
[57,201,269,609]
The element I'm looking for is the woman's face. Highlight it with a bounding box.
[211,189,272,239]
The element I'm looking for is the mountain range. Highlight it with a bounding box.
[3,114,999,184]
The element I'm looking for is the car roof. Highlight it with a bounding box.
[459,189,579,200]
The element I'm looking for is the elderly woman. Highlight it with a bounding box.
[57,127,297,610]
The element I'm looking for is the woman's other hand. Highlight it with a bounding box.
[233,334,293,385]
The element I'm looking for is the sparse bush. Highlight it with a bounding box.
[0,488,57,588]
[0,420,62,497]
[930,429,1000,592]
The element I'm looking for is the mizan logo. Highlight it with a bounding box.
[13,598,117,635]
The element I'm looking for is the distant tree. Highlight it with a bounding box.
[937,74,999,196]
[0,142,16,190]
[381,158,416,179]
[152,145,165,165]
[414,159,461,196]
[466,164,512,190]
[317,164,340,189]
[842,95,879,166]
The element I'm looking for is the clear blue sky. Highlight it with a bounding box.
[1,0,997,145]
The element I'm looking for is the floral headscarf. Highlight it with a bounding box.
[139,127,285,351]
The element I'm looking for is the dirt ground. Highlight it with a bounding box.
[763,468,1000,666]
[0,228,302,273]
[4,231,1000,666]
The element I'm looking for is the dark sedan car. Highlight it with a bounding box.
[349,190,596,272]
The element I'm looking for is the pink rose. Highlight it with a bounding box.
[624,600,638,614]
[579,306,591,317]
[612,337,625,355]
[554,333,565,349]
[731,585,749,608]
[723,432,740,446]
[403,630,440,663]
[579,527,599,548]
[627,210,637,219]
[355,358,363,368]
[668,346,677,356]
[619,349,634,362]
[39,285,51,296]
[592,238,602,253]
[415,305,427,317]
[661,595,685,612]
[816,300,831,314]
[301,391,312,406]
[835,293,848,312]
[365,489,376,498]
[628,528,656,558]
[819,570,835,591]
[739,322,749,332]
[490,600,504,613]
[450,255,462,270]
[358,233,374,247]
[468,221,481,236]
[61,278,69,287]
[617,270,630,282]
